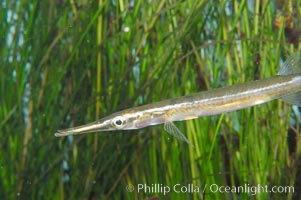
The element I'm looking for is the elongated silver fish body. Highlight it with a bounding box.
[163,73,301,120]
[55,53,301,143]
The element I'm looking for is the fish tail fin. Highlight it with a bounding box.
[278,53,301,106]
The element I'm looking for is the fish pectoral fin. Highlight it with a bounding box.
[164,121,192,145]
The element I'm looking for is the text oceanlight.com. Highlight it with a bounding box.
[125,183,294,196]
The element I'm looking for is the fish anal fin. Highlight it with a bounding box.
[163,121,192,145]
[282,91,301,106]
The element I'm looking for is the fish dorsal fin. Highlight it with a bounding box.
[277,53,301,106]
[278,53,301,76]
[164,121,192,145]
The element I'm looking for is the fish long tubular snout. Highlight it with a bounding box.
[55,120,111,137]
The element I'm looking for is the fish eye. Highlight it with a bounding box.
[112,116,127,129]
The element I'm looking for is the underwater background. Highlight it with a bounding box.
[1,0,301,199]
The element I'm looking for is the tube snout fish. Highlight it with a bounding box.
[55,53,301,144]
